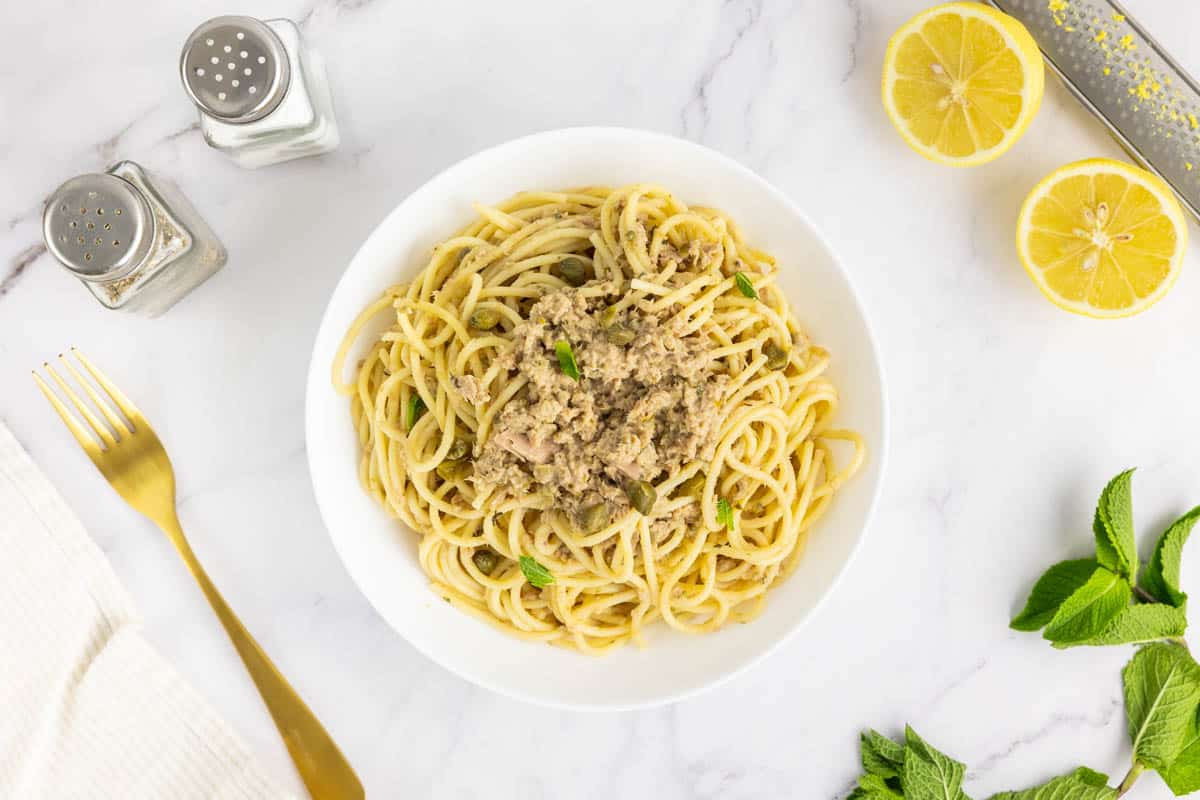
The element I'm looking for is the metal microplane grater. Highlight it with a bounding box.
[179,16,290,124]
[985,0,1200,221]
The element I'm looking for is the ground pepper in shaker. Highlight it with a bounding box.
[42,161,227,317]
[180,15,340,168]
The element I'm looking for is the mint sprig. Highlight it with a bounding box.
[847,470,1200,800]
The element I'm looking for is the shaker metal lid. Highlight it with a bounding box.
[180,16,290,124]
[43,173,154,280]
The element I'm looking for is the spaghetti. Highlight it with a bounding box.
[333,184,864,654]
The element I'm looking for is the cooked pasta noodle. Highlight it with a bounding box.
[333,184,864,654]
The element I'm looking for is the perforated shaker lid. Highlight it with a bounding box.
[180,16,291,124]
[43,173,154,280]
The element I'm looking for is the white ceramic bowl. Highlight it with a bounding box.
[305,127,887,710]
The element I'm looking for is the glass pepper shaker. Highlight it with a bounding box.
[179,15,340,168]
[42,161,227,317]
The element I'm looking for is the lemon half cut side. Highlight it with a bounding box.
[883,2,1045,167]
[1017,158,1187,318]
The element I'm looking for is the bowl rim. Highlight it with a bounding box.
[304,125,889,711]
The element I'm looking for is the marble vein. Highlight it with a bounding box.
[842,0,865,83]
[969,698,1122,778]
[680,0,765,141]
[0,243,45,299]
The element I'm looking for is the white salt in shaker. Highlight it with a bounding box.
[180,15,340,168]
[42,161,226,317]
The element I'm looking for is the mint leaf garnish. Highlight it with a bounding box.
[1064,603,1187,648]
[734,271,758,299]
[862,729,905,779]
[1124,642,1200,771]
[1094,469,1137,579]
[406,393,426,430]
[1163,707,1200,796]
[554,339,580,381]
[902,725,968,800]
[519,555,554,588]
[1011,559,1100,632]
[716,497,735,531]
[987,766,1116,799]
[1042,567,1130,646]
[1142,506,1200,608]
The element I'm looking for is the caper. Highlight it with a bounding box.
[578,502,609,533]
[555,256,589,287]
[469,307,500,330]
[625,480,657,515]
[606,322,636,346]
[472,548,499,575]
[437,459,471,481]
[445,437,471,461]
[676,471,706,499]
[763,340,789,370]
[599,304,620,328]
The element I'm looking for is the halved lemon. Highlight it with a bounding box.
[882,3,1044,166]
[1017,159,1187,318]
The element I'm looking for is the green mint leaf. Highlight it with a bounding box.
[1093,469,1137,579]
[862,729,905,778]
[406,394,426,430]
[901,725,968,800]
[1042,567,1131,646]
[1163,707,1200,796]
[554,339,580,381]
[856,774,905,799]
[1142,506,1200,608]
[1059,603,1187,648]
[519,555,555,588]
[734,271,758,299]
[1124,642,1200,771]
[1011,559,1101,632]
[716,497,735,531]
[986,766,1116,799]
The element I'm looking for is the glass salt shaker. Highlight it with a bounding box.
[179,15,340,168]
[42,161,227,317]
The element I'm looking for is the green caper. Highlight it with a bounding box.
[599,304,620,328]
[469,307,500,330]
[555,256,589,287]
[445,437,471,461]
[763,340,789,370]
[606,322,636,346]
[676,471,706,499]
[472,548,499,575]
[625,480,657,515]
[578,503,609,533]
[437,459,471,481]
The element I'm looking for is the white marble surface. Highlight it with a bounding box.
[4,0,1200,797]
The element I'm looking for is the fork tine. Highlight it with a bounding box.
[32,371,105,460]
[44,362,117,449]
[60,353,131,438]
[72,348,143,430]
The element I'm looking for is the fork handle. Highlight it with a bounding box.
[158,513,364,800]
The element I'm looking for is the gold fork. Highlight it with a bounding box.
[34,349,363,800]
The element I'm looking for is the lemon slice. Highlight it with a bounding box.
[1017,159,1187,318]
[882,2,1044,166]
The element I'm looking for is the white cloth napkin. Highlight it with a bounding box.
[0,420,291,800]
